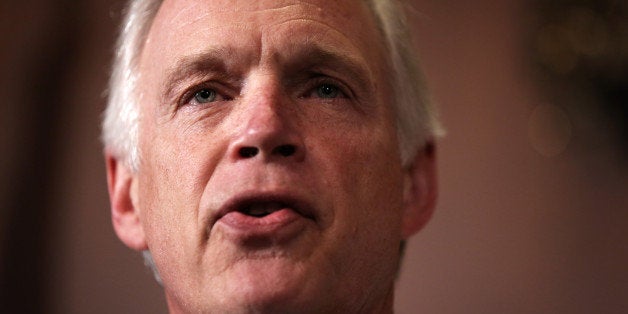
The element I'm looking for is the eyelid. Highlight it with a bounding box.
[178,81,235,107]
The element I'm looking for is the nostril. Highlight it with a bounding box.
[239,147,259,158]
[273,144,296,157]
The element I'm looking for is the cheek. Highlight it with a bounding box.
[311,128,405,292]
[314,119,405,235]
[135,125,230,292]
[136,119,225,250]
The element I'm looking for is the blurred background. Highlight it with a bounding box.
[1,0,626,313]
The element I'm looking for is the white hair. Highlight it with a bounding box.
[366,0,443,164]
[102,0,161,171]
[102,0,442,283]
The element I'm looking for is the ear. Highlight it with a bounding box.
[105,152,148,251]
[401,141,438,239]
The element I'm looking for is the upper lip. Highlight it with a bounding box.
[213,190,316,223]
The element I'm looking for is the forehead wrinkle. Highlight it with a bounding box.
[263,17,366,55]
[169,2,207,31]
[234,2,317,13]
[167,3,310,32]
[164,0,321,24]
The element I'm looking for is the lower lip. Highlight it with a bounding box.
[216,209,306,241]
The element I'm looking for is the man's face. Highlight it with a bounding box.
[122,0,420,312]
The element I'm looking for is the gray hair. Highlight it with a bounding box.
[102,0,161,171]
[102,0,442,283]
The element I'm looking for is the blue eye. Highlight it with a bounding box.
[316,84,340,98]
[193,88,216,103]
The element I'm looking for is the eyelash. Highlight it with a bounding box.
[178,76,353,107]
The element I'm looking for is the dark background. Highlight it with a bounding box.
[1,0,626,313]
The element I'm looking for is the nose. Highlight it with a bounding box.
[228,95,305,163]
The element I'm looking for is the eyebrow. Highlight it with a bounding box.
[280,44,374,95]
[161,47,242,104]
[160,43,375,104]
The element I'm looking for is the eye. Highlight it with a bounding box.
[183,85,234,107]
[303,80,349,100]
[316,83,340,98]
[193,88,217,103]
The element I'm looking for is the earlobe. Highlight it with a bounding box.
[401,141,438,239]
[106,152,148,251]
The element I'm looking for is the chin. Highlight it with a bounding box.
[218,257,328,313]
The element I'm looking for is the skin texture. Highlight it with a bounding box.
[106,0,437,313]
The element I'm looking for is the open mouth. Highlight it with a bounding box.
[214,195,313,241]
[238,201,287,218]
[214,192,316,236]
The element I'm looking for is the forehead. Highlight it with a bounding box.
[150,0,377,38]
[139,0,388,76]
[155,0,370,25]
